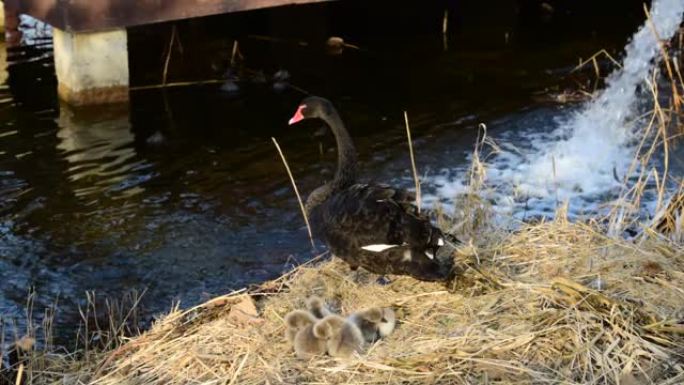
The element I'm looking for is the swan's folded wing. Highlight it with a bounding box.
[321,184,432,249]
[321,185,397,247]
[370,183,416,205]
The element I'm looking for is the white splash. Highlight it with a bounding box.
[428,0,684,219]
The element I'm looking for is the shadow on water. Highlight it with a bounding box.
[0,0,674,346]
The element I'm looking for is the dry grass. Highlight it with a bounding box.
[18,213,683,385]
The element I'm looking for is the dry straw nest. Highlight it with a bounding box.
[48,214,681,385]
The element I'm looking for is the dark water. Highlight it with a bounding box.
[0,1,665,344]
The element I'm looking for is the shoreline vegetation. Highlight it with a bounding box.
[3,27,684,385]
[9,213,684,384]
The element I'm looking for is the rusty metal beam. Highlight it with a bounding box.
[5,0,333,33]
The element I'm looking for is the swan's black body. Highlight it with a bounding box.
[289,96,453,281]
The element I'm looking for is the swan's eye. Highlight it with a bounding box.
[288,105,307,125]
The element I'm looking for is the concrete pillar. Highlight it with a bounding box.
[53,28,129,106]
[0,5,5,34]
[4,6,21,47]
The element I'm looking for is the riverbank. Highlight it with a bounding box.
[5,18,684,384]
[15,209,684,384]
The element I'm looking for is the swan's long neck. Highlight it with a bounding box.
[305,103,358,215]
[321,111,357,189]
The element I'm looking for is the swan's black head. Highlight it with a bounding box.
[288,96,336,125]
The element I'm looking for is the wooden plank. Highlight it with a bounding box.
[5,0,333,33]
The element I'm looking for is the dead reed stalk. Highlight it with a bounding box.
[271,137,316,249]
[230,40,240,67]
[162,25,178,86]
[403,111,422,213]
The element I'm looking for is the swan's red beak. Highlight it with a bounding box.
[288,105,306,125]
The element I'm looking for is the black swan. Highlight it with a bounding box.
[288,96,455,281]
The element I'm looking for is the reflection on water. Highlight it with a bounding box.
[56,105,144,198]
[0,44,7,86]
[0,1,674,345]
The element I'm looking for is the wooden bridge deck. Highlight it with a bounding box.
[5,0,333,32]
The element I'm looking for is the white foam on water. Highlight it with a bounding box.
[426,0,684,219]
